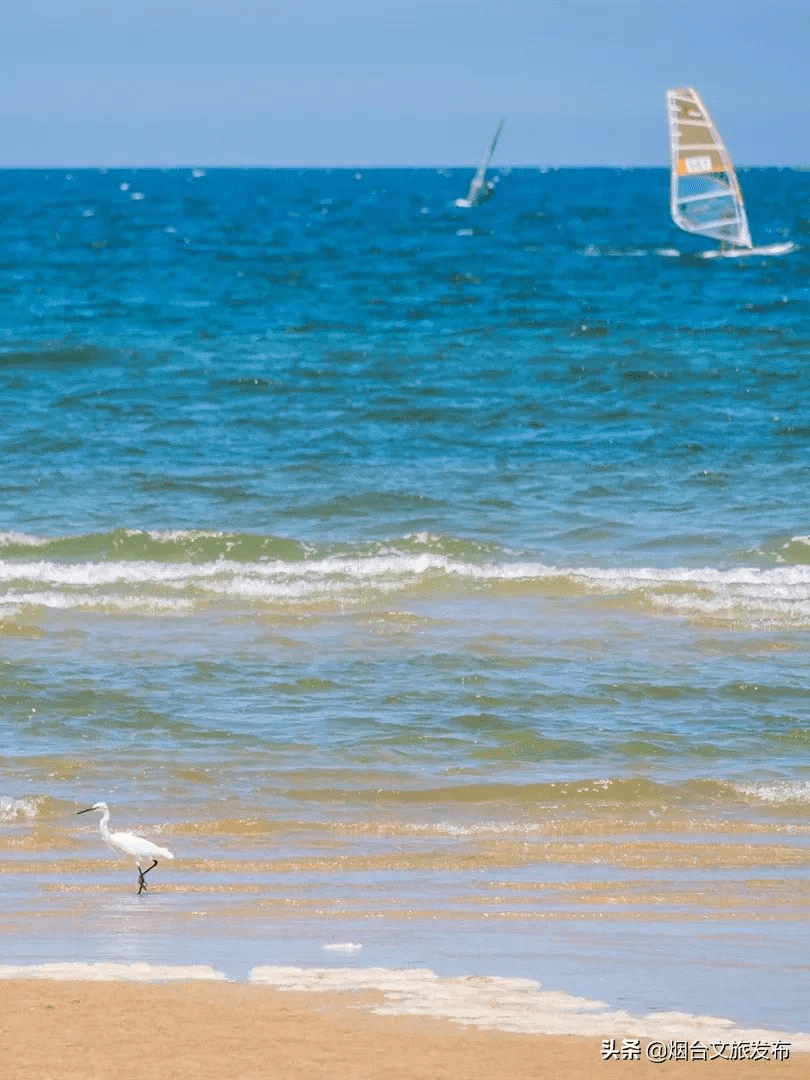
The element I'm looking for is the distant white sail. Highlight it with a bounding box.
[666,87,752,250]
[455,119,505,208]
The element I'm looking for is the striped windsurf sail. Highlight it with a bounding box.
[666,87,752,249]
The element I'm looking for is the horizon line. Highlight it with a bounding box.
[0,162,807,171]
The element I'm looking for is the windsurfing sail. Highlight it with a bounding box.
[455,118,505,208]
[666,87,752,250]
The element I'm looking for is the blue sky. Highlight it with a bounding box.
[3,0,808,167]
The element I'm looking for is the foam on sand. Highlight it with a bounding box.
[0,962,226,982]
[249,965,810,1049]
[2,961,808,1051]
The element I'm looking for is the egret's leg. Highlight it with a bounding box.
[137,860,159,894]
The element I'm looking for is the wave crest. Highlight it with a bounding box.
[1,530,809,627]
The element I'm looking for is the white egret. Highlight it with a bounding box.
[77,801,174,894]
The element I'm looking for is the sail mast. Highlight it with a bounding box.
[482,117,505,175]
[456,118,505,208]
[471,117,505,189]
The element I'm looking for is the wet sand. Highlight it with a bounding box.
[3,979,809,1080]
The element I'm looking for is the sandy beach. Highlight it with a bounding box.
[3,978,809,1080]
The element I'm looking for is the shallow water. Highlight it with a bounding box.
[0,166,808,1035]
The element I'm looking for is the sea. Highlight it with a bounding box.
[0,166,808,1042]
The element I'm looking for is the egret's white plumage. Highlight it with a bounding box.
[77,801,174,894]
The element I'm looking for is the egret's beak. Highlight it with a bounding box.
[76,807,94,815]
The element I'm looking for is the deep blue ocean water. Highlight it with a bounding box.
[0,167,808,1033]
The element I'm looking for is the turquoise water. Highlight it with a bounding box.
[1,167,808,1033]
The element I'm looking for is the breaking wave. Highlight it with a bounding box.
[0,529,807,630]
[1,530,810,627]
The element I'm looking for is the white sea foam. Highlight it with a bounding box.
[0,796,43,822]
[733,780,810,806]
[0,589,193,614]
[322,942,363,952]
[1,959,803,1044]
[581,245,648,257]
[249,965,810,1047]
[1,548,810,626]
[140,528,226,541]
[0,532,54,548]
[0,962,225,981]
